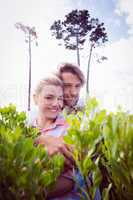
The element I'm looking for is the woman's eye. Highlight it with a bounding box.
[45,96,53,100]
[58,97,63,101]
[44,96,63,101]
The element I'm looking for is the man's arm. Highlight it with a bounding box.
[46,169,74,199]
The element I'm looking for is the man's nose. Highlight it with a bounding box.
[71,87,77,96]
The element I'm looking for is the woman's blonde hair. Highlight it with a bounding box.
[34,74,63,95]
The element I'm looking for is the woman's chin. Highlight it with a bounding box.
[47,114,58,119]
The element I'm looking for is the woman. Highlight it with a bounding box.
[32,76,67,137]
[32,75,81,200]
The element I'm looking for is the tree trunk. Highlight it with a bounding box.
[86,44,93,95]
[28,33,31,111]
[76,31,80,66]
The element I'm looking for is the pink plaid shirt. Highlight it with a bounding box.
[32,115,69,137]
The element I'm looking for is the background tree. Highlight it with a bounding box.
[15,22,38,111]
[50,9,108,94]
[50,10,93,66]
[86,18,108,95]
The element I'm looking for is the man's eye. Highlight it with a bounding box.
[76,84,81,88]
[64,84,71,87]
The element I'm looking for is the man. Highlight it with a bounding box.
[34,62,85,160]
[57,62,85,114]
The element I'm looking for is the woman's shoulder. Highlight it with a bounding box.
[25,109,38,126]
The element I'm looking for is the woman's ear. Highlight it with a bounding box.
[33,94,38,105]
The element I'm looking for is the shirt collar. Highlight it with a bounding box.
[64,99,84,114]
[33,115,68,133]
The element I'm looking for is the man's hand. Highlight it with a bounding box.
[35,135,74,168]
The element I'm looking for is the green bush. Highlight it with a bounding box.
[64,98,133,200]
[0,105,64,200]
[0,100,133,200]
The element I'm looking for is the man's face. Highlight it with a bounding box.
[61,72,82,107]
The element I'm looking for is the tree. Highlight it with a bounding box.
[50,10,93,66]
[86,19,108,95]
[50,10,108,94]
[15,22,38,111]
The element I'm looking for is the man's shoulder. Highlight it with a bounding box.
[76,98,85,109]
[64,98,85,114]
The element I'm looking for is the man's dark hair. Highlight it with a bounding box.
[57,62,85,86]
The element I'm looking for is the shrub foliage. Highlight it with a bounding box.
[0,105,64,199]
[0,100,133,200]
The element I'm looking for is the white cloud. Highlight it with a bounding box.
[104,37,133,73]
[89,36,133,112]
[115,0,133,35]
[0,0,133,112]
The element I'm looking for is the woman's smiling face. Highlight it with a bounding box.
[34,84,63,120]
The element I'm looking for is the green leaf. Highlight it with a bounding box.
[102,183,112,200]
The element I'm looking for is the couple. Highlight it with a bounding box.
[29,63,85,199]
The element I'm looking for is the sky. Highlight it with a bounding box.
[0,0,133,112]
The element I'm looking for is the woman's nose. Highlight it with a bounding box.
[52,98,58,105]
